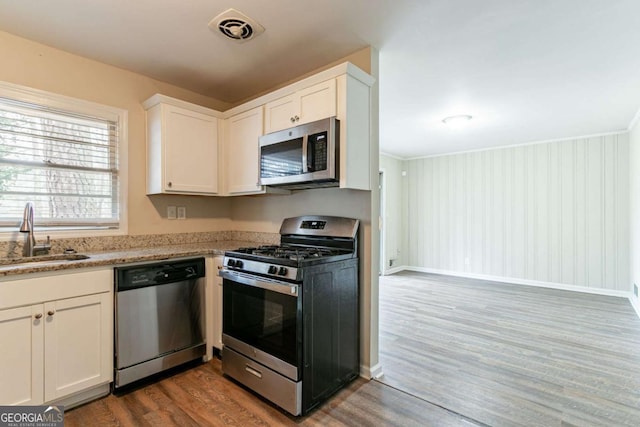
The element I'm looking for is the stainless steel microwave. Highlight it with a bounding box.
[259,117,339,189]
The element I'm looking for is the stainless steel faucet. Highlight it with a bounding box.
[19,202,51,257]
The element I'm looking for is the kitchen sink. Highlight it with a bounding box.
[0,253,90,266]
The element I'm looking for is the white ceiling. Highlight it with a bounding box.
[1,0,639,158]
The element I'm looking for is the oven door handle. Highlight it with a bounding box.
[220,269,299,297]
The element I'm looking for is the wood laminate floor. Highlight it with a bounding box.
[66,272,640,426]
[65,357,480,426]
[378,271,640,427]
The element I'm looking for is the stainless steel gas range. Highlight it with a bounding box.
[219,215,360,416]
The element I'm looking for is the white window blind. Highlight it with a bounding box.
[0,96,119,229]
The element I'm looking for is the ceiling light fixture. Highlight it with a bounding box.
[442,114,473,125]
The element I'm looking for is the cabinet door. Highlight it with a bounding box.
[264,93,297,134]
[226,107,264,194]
[298,79,336,125]
[164,105,219,194]
[204,256,224,354]
[212,257,223,350]
[44,293,112,402]
[0,305,44,405]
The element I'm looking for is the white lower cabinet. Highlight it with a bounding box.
[205,256,223,356]
[0,305,43,405]
[0,269,113,406]
[44,293,112,402]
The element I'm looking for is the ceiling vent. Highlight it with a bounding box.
[208,8,265,43]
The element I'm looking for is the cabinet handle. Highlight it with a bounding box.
[167,182,172,188]
[47,310,55,316]
[294,115,300,122]
[34,313,43,320]
[290,117,296,123]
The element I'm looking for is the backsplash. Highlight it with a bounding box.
[0,230,279,258]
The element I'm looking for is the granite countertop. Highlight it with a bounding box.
[0,240,256,278]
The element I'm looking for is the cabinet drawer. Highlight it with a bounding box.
[222,346,301,415]
[0,268,112,310]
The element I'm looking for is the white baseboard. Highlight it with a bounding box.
[52,381,111,409]
[382,265,407,275]
[359,363,383,380]
[402,266,632,298]
[383,266,639,319]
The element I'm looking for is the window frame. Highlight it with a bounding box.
[0,81,128,240]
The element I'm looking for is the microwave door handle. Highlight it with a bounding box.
[301,134,310,173]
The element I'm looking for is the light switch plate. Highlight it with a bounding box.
[177,206,186,220]
[167,206,177,220]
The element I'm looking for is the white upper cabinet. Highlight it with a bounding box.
[144,95,220,195]
[144,62,374,196]
[264,79,336,134]
[225,106,264,194]
[335,73,373,190]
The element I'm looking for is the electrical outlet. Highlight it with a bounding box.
[167,206,176,220]
[177,206,186,220]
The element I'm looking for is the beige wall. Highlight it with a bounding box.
[0,30,233,236]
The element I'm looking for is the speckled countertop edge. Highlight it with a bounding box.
[0,240,258,278]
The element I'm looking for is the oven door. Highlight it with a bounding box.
[220,269,301,380]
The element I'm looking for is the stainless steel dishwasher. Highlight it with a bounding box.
[114,257,206,388]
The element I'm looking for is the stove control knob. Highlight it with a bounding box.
[227,259,236,267]
[235,260,244,269]
[278,267,288,276]
[268,265,278,274]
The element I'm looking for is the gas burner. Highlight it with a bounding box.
[232,245,339,260]
[241,246,345,261]
[224,216,359,274]
[276,247,337,261]
[236,245,279,255]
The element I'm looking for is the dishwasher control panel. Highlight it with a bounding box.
[115,257,205,291]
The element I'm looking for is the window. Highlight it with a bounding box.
[0,82,127,233]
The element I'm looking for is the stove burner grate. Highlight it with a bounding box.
[234,245,346,261]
